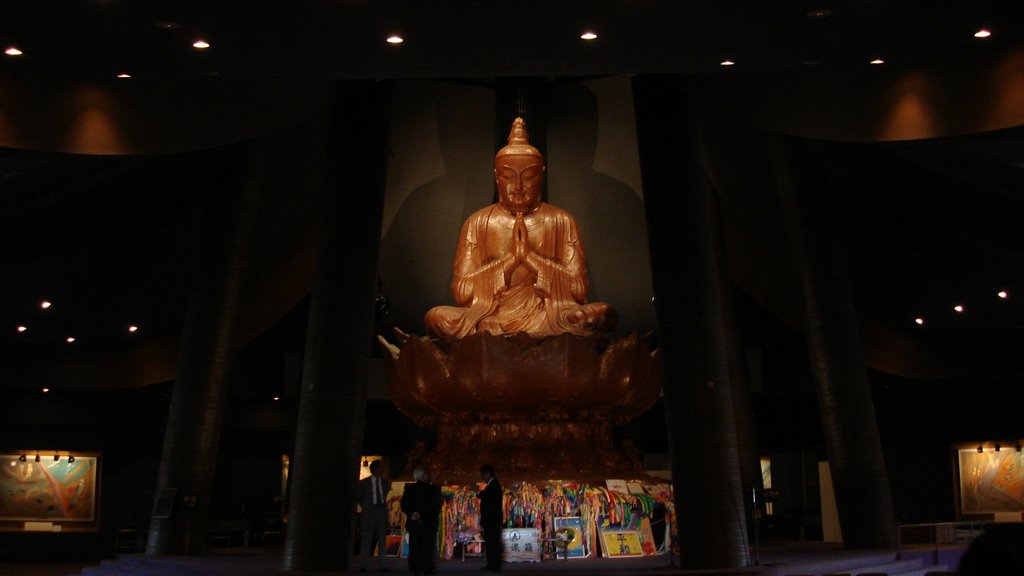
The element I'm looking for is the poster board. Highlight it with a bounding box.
[553,516,587,558]
[600,530,644,558]
[760,457,773,490]
[0,454,99,528]
[819,461,842,544]
[605,479,629,494]
[958,448,1024,514]
[153,488,177,519]
[502,527,541,562]
[638,517,657,556]
[385,534,404,557]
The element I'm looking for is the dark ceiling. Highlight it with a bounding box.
[2,1,1022,81]
[3,1,1024,392]
[861,132,1024,370]
[0,152,207,359]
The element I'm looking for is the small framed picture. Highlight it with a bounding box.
[601,530,644,558]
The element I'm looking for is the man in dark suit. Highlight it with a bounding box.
[357,460,392,573]
[477,464,503,572]
[400,466,443,576]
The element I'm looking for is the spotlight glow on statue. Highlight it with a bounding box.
[425,118,616,340]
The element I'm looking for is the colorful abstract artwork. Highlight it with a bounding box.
[0,456,97,522]
[958,448,1024,514]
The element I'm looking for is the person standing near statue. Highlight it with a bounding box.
[357,460,392,573]
[400,466,443,576]
[477,464,503,572]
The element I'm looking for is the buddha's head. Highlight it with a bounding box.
[495,117,545,215]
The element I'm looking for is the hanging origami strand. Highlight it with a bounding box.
[429,480,674,560]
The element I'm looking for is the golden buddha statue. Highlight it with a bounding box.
[382,117,660,479]
[425,118,617,340]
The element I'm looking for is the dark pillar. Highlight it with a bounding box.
[770,135,897,549]
[283,80,392,572]
[633,75,750,569]
[147,141,267,555]
[724,280,765,544]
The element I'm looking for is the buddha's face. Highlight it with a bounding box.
[495,154,544,214]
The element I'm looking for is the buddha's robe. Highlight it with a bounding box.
[425,202,615,339]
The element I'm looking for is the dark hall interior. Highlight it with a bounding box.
[2,0,1024,571]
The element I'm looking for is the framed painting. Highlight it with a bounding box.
[553,516,587,558]
[957,447,1024,515]
[1,454,98,526]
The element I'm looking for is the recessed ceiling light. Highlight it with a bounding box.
[192,40,210,49]
[720,60,735,66]
[997,290,1008,299]
[954,305,964,313]
[66,336,76,343]
[17,325,27,333]
[870,58,885,65]
[580,31,598,41]
[386,35,404,44]
[807,9,833,18]
[974,29,992,39]
[116,73,131,79]
[273,396,280,401]
[156,21,181,30]
[5,47,23,56]
[915,317,925,325]
[129,325,139,333]
[40,301,52,310]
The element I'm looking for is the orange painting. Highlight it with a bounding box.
[959,449,1024,514]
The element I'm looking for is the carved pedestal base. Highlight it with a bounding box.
[380,331,662,483]
[409,420,645,482]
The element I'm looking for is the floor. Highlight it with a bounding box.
[0,563,94,576]
[0,541,962,576]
